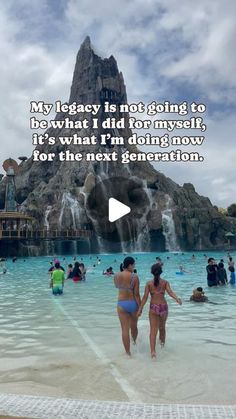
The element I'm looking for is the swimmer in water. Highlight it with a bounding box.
[0,259,7,274]
[50,262,65,295]
[229,266,235,285]
[228,256,235,270]
[114,256,141,356]
[137,264,182,358]
[179,265,186,273]
[190,287,208,302]
[67,264,73,279]
[72,261,82,282]
[103,267,114,276]
[178,265,191,274]
[79,263,86,280]
[155,256,163,266]
[48,259,65,276]
[217,262,228,285]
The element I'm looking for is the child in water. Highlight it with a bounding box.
[138,264,182,358]
[103,267,114,276]
[67,264,73,279]
[50,262,65,295]
[190,287,208,302]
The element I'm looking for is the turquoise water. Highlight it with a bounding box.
[0,251,235,403]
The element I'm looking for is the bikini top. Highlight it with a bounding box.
[150,280,167,296]
[115,272,136,291]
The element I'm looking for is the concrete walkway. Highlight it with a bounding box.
[0,394,235,419]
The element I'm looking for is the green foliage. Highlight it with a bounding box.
[218,207,227,215]
[227,203,236,217]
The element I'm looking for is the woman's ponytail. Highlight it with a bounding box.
[151,263,162,287]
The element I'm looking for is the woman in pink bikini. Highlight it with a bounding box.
[137,263,182,358]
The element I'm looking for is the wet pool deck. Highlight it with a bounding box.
[0,394,236,419]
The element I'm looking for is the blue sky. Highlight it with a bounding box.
[0,0,235,207]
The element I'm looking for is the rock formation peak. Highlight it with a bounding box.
[81,35,92,48]
[69,38,124,105]
[0,37,235,255]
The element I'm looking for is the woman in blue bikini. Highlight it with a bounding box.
[114,256,141,356]
[137,263,182,358]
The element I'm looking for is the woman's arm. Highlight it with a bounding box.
[113,274,118,287]
[137,283,150,316]
[166,282,182,305]
[133,276,141,307]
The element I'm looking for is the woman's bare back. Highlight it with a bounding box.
[148,279,168,305]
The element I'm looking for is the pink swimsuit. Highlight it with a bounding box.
[150,280,168,316]
[150,303,168,316]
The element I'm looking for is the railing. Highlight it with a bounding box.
[0,229,93,240]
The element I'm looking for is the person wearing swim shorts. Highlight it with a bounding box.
[114,256,141,356]
[229,265,236,284]
[137,264,182,358]
[50,262,65,295]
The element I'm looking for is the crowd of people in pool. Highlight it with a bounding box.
[48,258,87,294]
[206,256,235,286]
[1,252,235,358]
[45,252,235,358]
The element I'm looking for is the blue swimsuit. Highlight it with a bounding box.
[116,273,138,313]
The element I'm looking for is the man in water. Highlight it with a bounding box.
[206,258,218,287]
[217,262,228,285]
[50,262,65,295]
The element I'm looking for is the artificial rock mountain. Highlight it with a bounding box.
[1,36,236,255]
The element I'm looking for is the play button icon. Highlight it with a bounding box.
[86,176,150,248]
[108,198,131,222]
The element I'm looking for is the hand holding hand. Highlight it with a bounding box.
[137,308,142,317]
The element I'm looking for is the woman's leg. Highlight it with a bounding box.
[149,310,159,358]
[159,313,168,345]
[130,312,138,343]
[117,306,131,355]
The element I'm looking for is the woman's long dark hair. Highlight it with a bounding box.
[123,256,135,269]
[151,263,162,287]
[73,261,81,276]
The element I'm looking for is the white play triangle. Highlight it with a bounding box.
[108,198,131,222]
